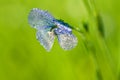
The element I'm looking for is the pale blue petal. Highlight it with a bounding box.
[57,33,77,50]
[28,8,55,29]
[36,27,55,51]
[54,20,77,50]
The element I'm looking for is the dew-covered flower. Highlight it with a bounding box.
[28,8,77,51]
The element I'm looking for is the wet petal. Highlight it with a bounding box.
[28,8,55,29]
[36,27,55,51]
[57,33,77,50]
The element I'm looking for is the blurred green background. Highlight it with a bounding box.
[0,0,119,80]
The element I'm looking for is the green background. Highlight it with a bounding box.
[0,0,119,80]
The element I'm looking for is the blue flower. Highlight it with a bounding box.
[28,8,77,51]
